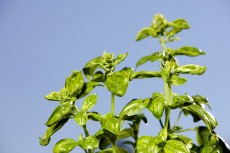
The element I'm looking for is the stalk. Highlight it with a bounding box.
[111,93,115,116]
[83,125,92,153]
[164,82,172,130]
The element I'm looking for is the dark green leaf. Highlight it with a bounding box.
[46,106,73,127]
[171,46,205,57]
[40,118,69,146]
[88,112,103,121]
[114,53,128,66]
[91,71,105,82]
[77,82,102,99]
[136,52,162,68]
[104,69,130,97]
[171,75,187,86]
[119,98,150,119]
[65,70,84,97]
[136,136,161,153]
[131,71,161,79]
[81,135,99,150]
[147,92,165,119]
[184,105,218,131]
[53,138,77,153]
[136,27,157,41]
[170,93,193,109]
[163,140,190,153]
[97,147,128,153]
[82,94,98,111]
[83,57,105,80]
[175,64,206,75]
[74,111,88,126]
[167,19,190,29]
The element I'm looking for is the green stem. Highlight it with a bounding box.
[174,127,197,133]
[83,125,93,153]
[112,142,117,153]
[164,82,172,130]
[173,110,183,128]
[111,93,115,116]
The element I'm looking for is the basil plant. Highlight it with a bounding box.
[40,14,230,153]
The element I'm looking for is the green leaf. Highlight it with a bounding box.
[97,147,128,153]
[74,111,88,126]
[53,138,77,153]
[167,19,190,29]
[158,128,167,142]
[171,75,187,86]
[170,93,193,109]
[119,98,150,119]
[192,95,210,108]
[81,135,99,150]
[101,113,121,134]
[136,52,162,68]
[65,70,84,97]
[166,28,182,37]
[46,106,73,127]
[147,92,165,119]
[83,57,105,80]
[131,71,161,79]
[184,104,218,131]
[136,136,161,153]
[136,27,157,41]
[169,134,193,149]
[196,126,211,146]
[82,94,98,111]
[171,46,205,57]
[104,69,130,97]
[45,92,62,101]
[163,140,190,153]
[45,88,70,102]
[114,52,128,66]
[40,118,69,146]
[175,64,206,75]
[88,112,103,121]
[77,82,102,99]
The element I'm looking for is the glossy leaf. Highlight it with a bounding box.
[101,113,120,134]
[170,93,193,109]
[175,64,206,75]
[53,138,77,153]
[46,106,73,127]
[147,92,165,119]
[119,98,150,119]
[169,134,193,149]
[83,57,104,80]
[136,136,161,153]
[40,118,69,146]
[45,88,69,102]
[136,52,162,68]
[136,27,157,41]
[82,94,98,111]
[88,112,103,121]
[114,52,128,66]
[104,69,131,97]
[163,140,190,153]
[65,70,84,97]
[131,71,161,79]
[74,111,88,126]
[171,75,187,86]
[167,19,190,29]
[192,95,210,108]
[184,104,218,131]
[158,128,167,142]
[81,135,99,149]
[171,46,205,57]
[97,147,128,153]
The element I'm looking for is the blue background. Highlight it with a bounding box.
[1,0,230,152]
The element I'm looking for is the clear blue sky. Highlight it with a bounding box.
[1,0,230,153]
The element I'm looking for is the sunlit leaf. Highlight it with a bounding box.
[171,75,187,86]
[97,147,128,153]
[81,135,99,149]
[136,27,157,41]
[101,113,120,135]
[175,64,206,75]
[119,98,150,119]
[82,94,98,111]
[74,111,88,126]
[131,71,161,79]
[167,19,190,29]
[147,92,165,119]
[136,52,162,68]
[136,136,161,153]
[53,138,77,153]
[114,52,128,66]
[169,134,193,149]
[184,105,218,131]
[171,46,205,57]
[163,140,190,153]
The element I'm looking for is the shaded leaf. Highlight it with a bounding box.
[77,82,102,99]
[53,138,77,153]
[88,112,103,121]
[131,71,161,79]
[83,57,104,80]
[147,92,165,119]
[184,105,218,131]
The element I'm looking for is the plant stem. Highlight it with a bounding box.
[174,127,197,133]
[111,93,115,116]
[172,110,182,128]
[112,142,117,153]
[164,82,172,130]
[83,125,93,153]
